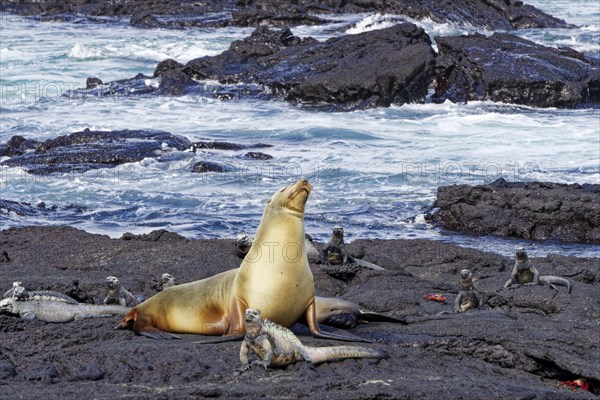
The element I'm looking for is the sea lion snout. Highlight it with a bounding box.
[285,179,311,213]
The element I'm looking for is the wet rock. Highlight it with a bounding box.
[192,141,272,151]
[185,24,436,110]
[230,8,329,27]
[121,229,187,242]
[430,179,600,244]
[0,129,192,175]
[191,161,227,173]
[129,10,161,28]
[244,151,273,160]
[239,0,572,30]
[85,77,103,89]
[156,69,197,95]
[0,135,39,157]
[433,33,600,108]
[0,0,571,30]
[154,58,185,77]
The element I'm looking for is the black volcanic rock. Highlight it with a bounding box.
[1,0,571,29]
[185,24,436,110]
[191,161,227,173]
[156,69,197,95]
[238,0,572,30]
[433,33,600,108]
[0,129,192,175]
[0,135,39,157]
[0,225,598,398]
[430,179,600,244]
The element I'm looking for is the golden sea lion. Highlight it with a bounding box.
[117,179,364,341]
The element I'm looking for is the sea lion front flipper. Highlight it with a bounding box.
[305,300,371,343]
[227,297,249,336]
[193,334,245,344]
[139,326,180,340]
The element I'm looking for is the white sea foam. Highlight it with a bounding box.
[0,5,598,257]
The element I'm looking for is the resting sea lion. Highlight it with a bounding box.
[117,180,365,342]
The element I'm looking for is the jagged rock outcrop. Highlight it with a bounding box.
[429,179,600,244]
[434,33,600,108]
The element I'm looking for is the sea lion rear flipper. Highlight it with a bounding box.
[359,311,407,325]
[139,326,180,340]
[323,313,359,329]
[305,300,371,343]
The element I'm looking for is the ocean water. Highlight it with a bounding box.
[0,1,599,257]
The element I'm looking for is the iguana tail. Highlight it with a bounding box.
[539,276,572,294]
[305,346,386,364]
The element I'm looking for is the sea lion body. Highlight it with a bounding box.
[129,269,237,336]
[232,184,314,327]
[118,180,360,341]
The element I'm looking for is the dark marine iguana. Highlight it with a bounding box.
[320,226,384,270]
[504,247,572,293]
[239,308,385,371]
[0,297,130,323]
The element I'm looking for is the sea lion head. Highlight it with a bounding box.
[106,276,120,290]
[266,179,312,214]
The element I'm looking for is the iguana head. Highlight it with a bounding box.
[106,276,120,290]
[0,298,15,314]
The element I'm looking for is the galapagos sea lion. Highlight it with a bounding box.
[117,180,365,341]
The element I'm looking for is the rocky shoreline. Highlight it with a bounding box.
[3,0,598,110]
[0,225,598,399]
[429,179,600,245]
[75,25,599,110]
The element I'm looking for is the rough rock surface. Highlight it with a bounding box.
[73,26,598,110]
[0,0,571,29]
[433,33,600,108]
[183,24,435,110]
[0,226,598,399]
[0,129,191,174]
[429,179,600,244]
[239,0,572,29]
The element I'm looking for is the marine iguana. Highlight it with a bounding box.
[454,269,483,313]
[103,276,138,307]
[4,282,78,304]
[0,297,130,323]
[239,308,385,371]
[504,247,571,293]
[320,226,384,270]
[161,273,176,290]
